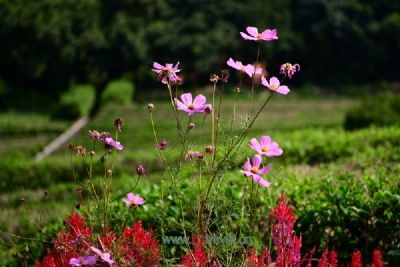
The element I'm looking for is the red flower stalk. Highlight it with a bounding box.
[328,250,338,267]
[372,249,384,267]
[182,234,208,267]
[119,220,160,266]
[317,248,329,267]
[351,250,363,267]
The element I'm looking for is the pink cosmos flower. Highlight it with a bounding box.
[104,137,123,150]
[240,154,271,188]
[175,93,211,116]
[69,256,97,266]
[249,136,283,157]
[91,247,114,266]
[261,76,290,95]
[280,63,300,79]
[123,193,145,207]
[226,58,262,78]
[240,26,278,41]
[152,62,181,84]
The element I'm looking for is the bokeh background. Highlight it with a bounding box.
[0,0,400,266]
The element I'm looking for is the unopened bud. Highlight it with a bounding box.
[114,117,123,133]
[205,145,215,154]
[136,165,146,176]
[90,150,95,157]
[107,169,112,175]
[188,122,195,129]
[147,103,154,111]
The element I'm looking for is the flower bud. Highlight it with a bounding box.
[90,150,95,157]
[136,165,146,176]
[205,145,215,154]
[147,103,155,111]
[188,122,195,129]
[114,117,123,133]
[157,139,168,150]
[107,169,112,175]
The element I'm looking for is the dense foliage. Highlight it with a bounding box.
[0,0,399,98]
[344,92,400,130]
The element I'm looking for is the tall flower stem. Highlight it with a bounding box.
[246,42,261,124]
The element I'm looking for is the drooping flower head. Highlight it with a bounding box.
[227,58,262,78]
[123,193,145,207]
[69,256,97,266]
[104,137,123,150]
[261,76,290,95]
[249,136,283,157]
[91,247,114,266]
[240,154,271,187]
[175,93,211,116]
[240,26,278,41]
[152,62,181,84]
[280,63,300,79]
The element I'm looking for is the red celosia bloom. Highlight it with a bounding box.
[119,220,160,266]
[317,248,329,267]
[182,235,208,267]
[351,250,363,267]
[372,249,384,267]
[36,213,160,267]
[329,250,338,267]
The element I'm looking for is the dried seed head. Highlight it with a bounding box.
[205,145,215,154]
[210,74,220,83]
[68,143,75,150]
[147,103,155,111]
[114,117,123,133]
[75,145,86,156]
[221,69,230,83]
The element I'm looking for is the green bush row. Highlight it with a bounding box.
[344,92,400,130]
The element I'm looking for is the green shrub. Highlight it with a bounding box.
[101,80,134,105]
[344,92,400,130]
[55,84,95,119]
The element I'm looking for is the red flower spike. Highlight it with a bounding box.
[372,249,384,267]
[182,234,208,267]
[351,250,363,267]
[329,250,338,267]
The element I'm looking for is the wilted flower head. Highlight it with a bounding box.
[249,135,283,157]
[261,76,290,95]
[227,58,262,78]
[91,247,114,266]
[69,256,97,266]
[175,93,212,116]
[114,117,123,133]
[152,62,181,84]
[157,139,168,150]
[123,193,145,207]
[240,26,278,41]
[205,145,215,154]
[280,63,300,79]
[221,69,230,83]
[136,165,146,176]
[75,145,86,156]
[210,74,220,83]
[147,103,155,111]
[240,154,271,188]
[104,137,123,150]
[89,130,101,141]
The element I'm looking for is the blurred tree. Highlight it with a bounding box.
[0,0,399,101]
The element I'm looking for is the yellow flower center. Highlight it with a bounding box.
[270,84,277,90]
[188,104,195,110]
[257,33,262,39]
[131,199,137,205]
[251,167,259,174]
[262,146,269,152]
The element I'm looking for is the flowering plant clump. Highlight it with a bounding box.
[36,212,160,266]
[30,25,389,266]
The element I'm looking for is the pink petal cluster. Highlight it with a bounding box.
[91,247,114,266]
[261,76,290,95]
[123,193,145,207]
[280,63,300,79]
[240,26,278,41]
[105,137,123,150]
[227,58,262,78]
[249,136,283,157]
[69,256,97,266]
[175,93,212,116]
[152,62,181,84]
[240,154,271,188]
